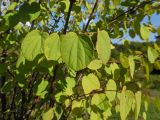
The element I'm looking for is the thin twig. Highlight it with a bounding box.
[83,0,98,32]
[107,0,153,26]
[63,0,76,34]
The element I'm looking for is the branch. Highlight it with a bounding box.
[0,49,7,119]
[83,0,98,32]
[63,0,76,34]
[7,85,17,120]
[108,0,153,26]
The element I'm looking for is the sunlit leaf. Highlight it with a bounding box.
[135,91,142,120]
[129,55,135,78]
[44,33,61,61]
[42,108,54,120]
[91,93,109,111]
[140,25,150,42]
[82,74,100,94]
[88,59,102,70]
[148,47,159,63]
[36,79,49,99]
[105,79,117,102]
[60,32,94,71]
[120,88,135,120]
[96,29,111,64]
[21,30,49,61]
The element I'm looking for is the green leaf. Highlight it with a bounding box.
[110,63,120,80]
[90,111,101,120]
[91,93,109,111]
[16,52,25,68]
[148,47,159,63]
[63,77,76,96]
[128,56,135,78]
[1,81,13,93]
[87,59,102,70]
[120,88,135,120]
[0,12,19,31]
[21,30,49,61]
[82,74,100,94]
[44,33,61,61]
[105,79,117,102]
[36,79,49,99]
[140,25,150,42]
[96,30,111,64]
[120,53,129,68]
[60,32,94,71]
[112,0,121,6]
[42,108,54,120]
[135,91,141,120]
[19,2,40,22]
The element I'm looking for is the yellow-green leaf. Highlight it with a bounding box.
[42,108,54,120]
[21,30,49,61]
[135,91,142,120]
[105,79,117,102]
[148,47,159,63]
[60,32,94,71]
[129,56,135,78]
[82,74,100,94]
[44,33,61,61]
[120,89,135,120]
[91,93,109,111]
[88,59,102,70]
[140,25,150,42]
[96,29,111,64]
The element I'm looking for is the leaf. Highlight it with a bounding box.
[44,33,61,61]
[135,91,141,120]
[36,79,49,99]
[97,30,111,64]
[19,2,40,22]
[82,74,100,94]
[63,77,76,96]
[60,32,94,71]
[90,111,101,120]
[0,12,19,31]
[140,25,150,42]
[42,108,54,120]
[120,89,135,120]
[1,81,13,93]
[120,53,129,68]
[148,47,159,63]
[21,30,49,61]
[88,59,102,70]
[105,79,117,102]
[110,63,120,80]
[112,0,121,6]
[91,93,109,111]
[128,56,135,78]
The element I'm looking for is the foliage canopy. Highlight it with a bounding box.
[0,0,160,119]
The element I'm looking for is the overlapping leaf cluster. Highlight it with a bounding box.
[0,0,160,120]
